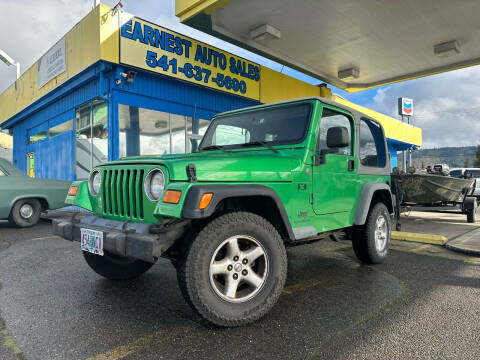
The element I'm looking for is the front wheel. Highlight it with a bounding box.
[177,212,287,327]
[83,251,154,280]
[352,202,391,264]
[8,198,41,228]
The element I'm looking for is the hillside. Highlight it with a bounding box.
[408,146,477,169]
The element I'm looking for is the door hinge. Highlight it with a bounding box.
[310,193,314,204]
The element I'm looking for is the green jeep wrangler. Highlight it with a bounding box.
[53,97,393,327]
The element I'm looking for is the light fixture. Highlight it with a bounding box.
[434,40,461,58]
[250,24,281,41]
[338,67,359,80]
[0,49,20,79]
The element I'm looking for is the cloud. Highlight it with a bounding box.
[362,66,480,148]
[0,0,93,93]
[0,0,287,95]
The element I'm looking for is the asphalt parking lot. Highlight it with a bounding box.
[1,218,480,360]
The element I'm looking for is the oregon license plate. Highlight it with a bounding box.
[80,228,104,256]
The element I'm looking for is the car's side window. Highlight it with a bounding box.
[318,108,353,156]
[359,118,386,167]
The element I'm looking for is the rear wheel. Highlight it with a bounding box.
[177,212,287,327]
[465,197,477,223]
[83,251,154,280]
[8,198,41,228]
[467,207,477,223]
[353,202,391,264]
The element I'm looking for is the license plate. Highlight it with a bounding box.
[80,228,104,256]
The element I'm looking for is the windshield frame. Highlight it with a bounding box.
[199,101,313,151]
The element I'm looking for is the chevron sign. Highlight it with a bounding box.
[398,97,413,116]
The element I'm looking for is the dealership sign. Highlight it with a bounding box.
[398,97,413,116]
[119,16,261,100]
[38,37,66,89]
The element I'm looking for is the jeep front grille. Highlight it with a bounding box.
[102,169,145,220]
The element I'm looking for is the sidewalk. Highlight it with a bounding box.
[395,210,480,256]
[446,228,480,255]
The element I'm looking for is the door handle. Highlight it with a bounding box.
[348,159,355,171]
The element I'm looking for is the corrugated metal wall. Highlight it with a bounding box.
[12,78,99,179]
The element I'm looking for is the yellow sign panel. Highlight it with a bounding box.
[120,16,260,101]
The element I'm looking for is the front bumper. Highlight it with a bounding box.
[52,214,189,263]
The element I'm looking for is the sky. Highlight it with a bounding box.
[1,0,480,148]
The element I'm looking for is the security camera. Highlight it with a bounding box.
[126,70,137,82]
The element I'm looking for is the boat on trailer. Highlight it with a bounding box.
[391,173,475,204]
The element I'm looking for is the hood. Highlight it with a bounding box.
[107,150,304,182]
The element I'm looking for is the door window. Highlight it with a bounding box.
[318,108,352,155]
[359,118,386,167]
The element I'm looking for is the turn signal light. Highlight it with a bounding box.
[68,186,79,196]
[199,193,213,210]
[163,190,182,204]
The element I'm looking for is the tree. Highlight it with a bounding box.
[465,157,471,168]
[474,145,480,167]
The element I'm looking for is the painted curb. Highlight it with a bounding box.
[391,231,448,245]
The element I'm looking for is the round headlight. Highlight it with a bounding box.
[145,169,165,201]
[88,170,101,196]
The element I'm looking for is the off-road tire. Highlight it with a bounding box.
[177,211,287,327]
[352,202,391,264]
[8,198,41,228]
[83,251,154,280]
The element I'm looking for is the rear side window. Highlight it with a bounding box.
[359,119,386,167]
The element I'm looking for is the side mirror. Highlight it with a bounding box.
[326,126,350,148]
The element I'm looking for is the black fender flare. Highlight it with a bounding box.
[181,184,295,240]
[354,183,393,226]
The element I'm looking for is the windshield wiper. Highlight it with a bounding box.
[200,145,230,153]
[240,141,278,153]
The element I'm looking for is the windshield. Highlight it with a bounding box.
[199,102,312,150]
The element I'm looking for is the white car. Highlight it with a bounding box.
[450,168,480,198]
